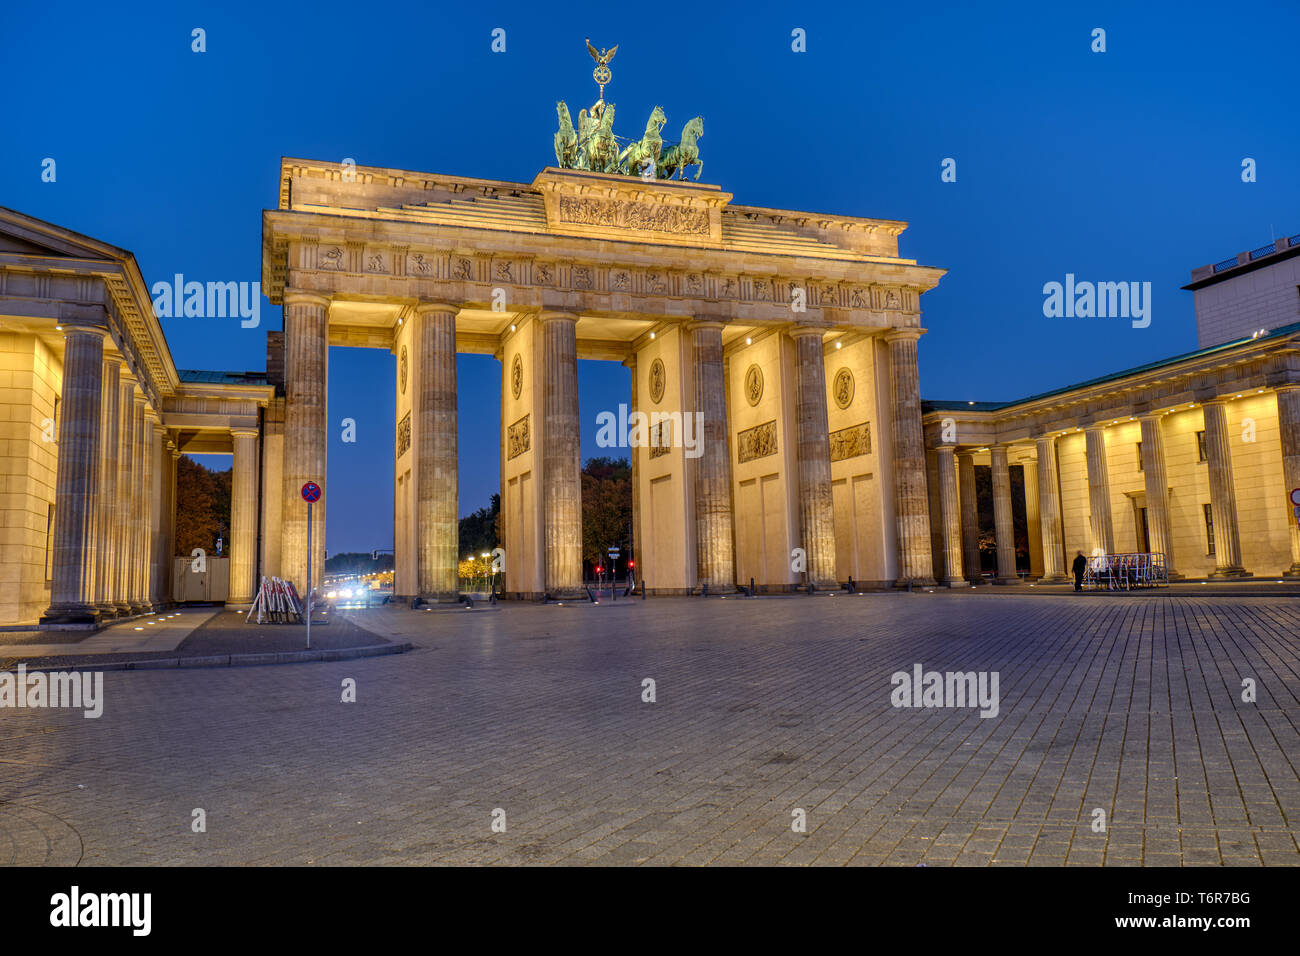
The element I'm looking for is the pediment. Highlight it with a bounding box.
[0,207,121,262]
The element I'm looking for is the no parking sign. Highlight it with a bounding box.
[1291,488,1300,527]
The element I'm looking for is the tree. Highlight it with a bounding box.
[174,455,231,556]
[581,456,631,572]
[458,493,500,560]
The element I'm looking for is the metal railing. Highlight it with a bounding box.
[1082,552,1169,590]
[1213,256,1240,273]
[1249,242,1277,260]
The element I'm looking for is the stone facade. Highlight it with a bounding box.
[261,159,947,598]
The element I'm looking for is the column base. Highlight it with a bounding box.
[114,602,133,616]
[128,602,153,615]
[994,576,1024,585]
[1036,574,1069,584]
[1209,568,1252,579]
[40,604,103,626]
[895,578,938,589]
[1282,565,1300,578]
[94,603,121,620]
[942,577,967,589]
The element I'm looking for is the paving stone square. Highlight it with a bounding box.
[1,592,1297,866]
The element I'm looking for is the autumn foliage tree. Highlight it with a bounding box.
[581,456,632,573]
[174,455,232,557]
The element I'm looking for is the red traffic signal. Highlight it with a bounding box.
[628,560,634,568]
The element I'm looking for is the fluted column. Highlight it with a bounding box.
[1084,425,1114,555]
[166,447,180,603]
[1021,456,1043,578]
[1203,399,1247,575]
[990,444,1020,584]
[414,303,459,601]
[1035,436,1066,581]
[625,354,642,576]
[134,403,154,613]
[789,328,834,589]
[1138,413,1177,575]
[113,374,136,614]
[540,311,582,595]
[227,428,260,605]
[690,322,736,591]
[885,330,935,585]
[935,445,964,586]
[129,397,148,611]
[281,290,330,591]
[957,451,981,583]
[1278,386,1300,576]
[94,356,120,617]
[42,327,106,624]
[148,424,166,608]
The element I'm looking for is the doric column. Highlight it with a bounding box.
[789,328,834,589]
[113,374,136,614]
[1020,455,1043,578]
[625,354,642,576]
[1278,386,1300,576]
[957,451,981,583]
[167,446,180,603]
[691,321,736,591]
[129,396,148,612]
[540,311,582,596]
[1084,425,1114,555]
[1203,399,1247,575]
[227,428,260,606]
[42,327,106,624]
[281,290,330,591]
[135,406,156,611]
[414,303,459,601]
[885,330,935,585]
[990,444,1020,584]
[94,356,120,617]
[935,445,964,586]
[148,421,165,609]
[1138,413,1177,575]
[1034,436,1066,581]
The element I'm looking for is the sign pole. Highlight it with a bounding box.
[306,500,312,649]
[300,481,322,649]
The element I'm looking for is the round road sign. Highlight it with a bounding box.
[1290,488,1300,506]
[301,481,322,503]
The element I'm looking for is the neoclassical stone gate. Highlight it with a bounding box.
[260,159,946,598]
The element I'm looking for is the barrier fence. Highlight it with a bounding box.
[1082,552,1169,590]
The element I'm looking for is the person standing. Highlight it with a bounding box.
[1072,551,1087,592]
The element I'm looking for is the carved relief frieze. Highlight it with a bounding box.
[507,414,531,460]
[396,411,411,458]
[649,418,672,459]
[829,421,872,461]
[556,196,709,236]
[737,420,777,463]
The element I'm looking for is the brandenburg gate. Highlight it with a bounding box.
[259,157,946,599]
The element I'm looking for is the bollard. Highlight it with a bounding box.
[750,577,755,596]
[641,579,646,600]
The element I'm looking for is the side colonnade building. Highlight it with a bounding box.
[0,207,273,625]
[921,233,1300,584]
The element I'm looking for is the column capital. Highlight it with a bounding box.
[282,289,331,309]
[413,300,458,316]
[538,310,578,324]
[61,324,108,341]
[786,325,826,340]
[230,427,260,439]
[1274,382,1300,394]
[883,328,924,345]
[935,443,957,456]
[1201,395,1231,407]
[686,318,727,333]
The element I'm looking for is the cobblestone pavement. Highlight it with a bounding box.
[1,593,1297,866]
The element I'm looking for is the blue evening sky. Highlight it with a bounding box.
[5,0,1297,553]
